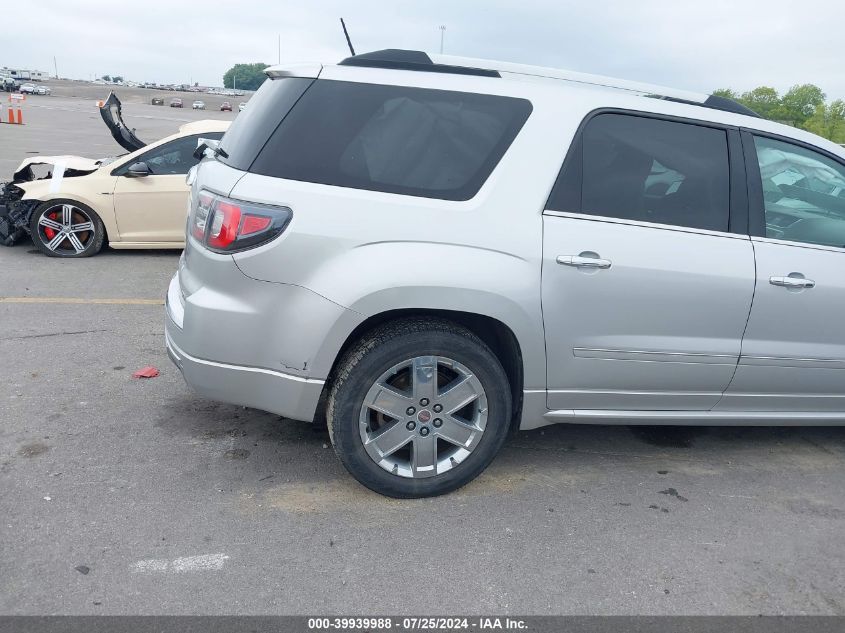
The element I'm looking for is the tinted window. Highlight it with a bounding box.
[118,133,223,176]
[753,136,845,248]
[550,114,730,232]
[218,77,314,170]
[249,80,532,201]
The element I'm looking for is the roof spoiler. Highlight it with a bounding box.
[264,63,323,79]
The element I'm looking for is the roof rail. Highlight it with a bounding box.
[653,94,761,118]
[338,49,500,78]
[703,94,760,118]
[338,49,760,119]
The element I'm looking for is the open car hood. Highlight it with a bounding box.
[98,91,147,152]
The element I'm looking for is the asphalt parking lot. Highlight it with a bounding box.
[1,88,845,616]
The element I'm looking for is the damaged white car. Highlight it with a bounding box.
[0,93,229,257]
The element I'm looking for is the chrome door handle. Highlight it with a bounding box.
[557,255,612,269]
[770,276,815,289]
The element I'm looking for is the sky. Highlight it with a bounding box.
[4,0,843,99]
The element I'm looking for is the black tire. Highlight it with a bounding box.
[29,199,106,258]
[327,318,512,498]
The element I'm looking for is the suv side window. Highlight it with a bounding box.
[549,113,731,232]
[249,80,533,201]
[753,135,845,249]
[117,133,223,176]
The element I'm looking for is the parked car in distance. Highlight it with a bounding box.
[192,100,205,110]
[151,97,164,105]
[170,98,183,108]
[1,75,20,92]
[34,85,51,95]
[1,92,229,256]
[167,49,845,498]
[220,102,232,112]
[19,83,36,94]
[238,102,246,111]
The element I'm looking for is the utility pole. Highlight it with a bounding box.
[53,56,58,79]
[278,34,281,64]
[439,25,446,54]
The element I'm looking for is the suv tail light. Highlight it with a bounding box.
[190,190,291,253]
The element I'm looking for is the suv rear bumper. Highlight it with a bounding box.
[165,318,325,421]
[164,265,349,422]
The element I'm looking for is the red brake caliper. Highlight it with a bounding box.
[44,212,58,240]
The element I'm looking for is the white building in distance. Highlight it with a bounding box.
[1,67,51,81]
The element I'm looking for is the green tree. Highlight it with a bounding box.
[779,84,826,126]
[740,86,780,120]
[712,88,739,100]
[223,63,268,91]
[113,76,123,83]
[832,100,845,143]
[711,83,844,142]
[803,100,845,142]
[101,74,111,82]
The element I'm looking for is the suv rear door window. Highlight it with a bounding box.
[248,80,532,201]
[549,113,731,232]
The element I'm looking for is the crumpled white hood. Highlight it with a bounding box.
[13,155,102,181]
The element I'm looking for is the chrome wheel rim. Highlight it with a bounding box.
[359,356,488,479]
[37,203,95,254]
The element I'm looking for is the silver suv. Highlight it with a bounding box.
[166,49,845,497]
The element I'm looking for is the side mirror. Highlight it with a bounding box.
[125,161,151,177]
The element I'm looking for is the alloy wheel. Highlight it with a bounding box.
[37,203,96,254]
[359,355,488,478]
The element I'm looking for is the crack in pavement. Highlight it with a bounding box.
[3,328,109,341]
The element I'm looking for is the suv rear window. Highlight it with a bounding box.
[248,80,532,201]
[217,77,315,170]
